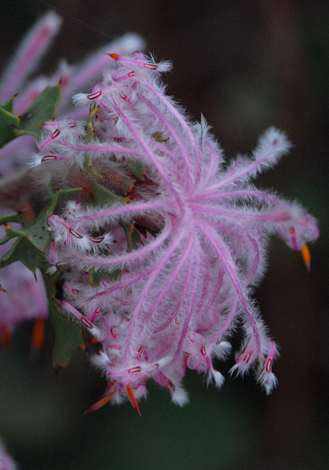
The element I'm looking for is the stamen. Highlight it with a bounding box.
[87,91,102,100]
[121,94,131,102]
[51,129,60,139]
[110,327,117,338]
[201,347,212,369]
[243,352,252,364]
[128,366,141,374]
[289,227,300,251]
[143,63,157,70]
[41,155,58,161]
[265,357,272,373]
[69,228,83,239]
[89,236,105,243]
[137,346,149,361]
[109,53,120,60]
[91,307,101,322]
[80,317,93,329]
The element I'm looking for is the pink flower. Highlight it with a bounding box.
[34,52,319,409]
[0,439,17,470]
[0,224,48,347]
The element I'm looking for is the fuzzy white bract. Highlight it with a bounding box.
[33,51,320,408]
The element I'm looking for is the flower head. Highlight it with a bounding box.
[33,51,319,409]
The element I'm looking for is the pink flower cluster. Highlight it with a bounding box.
[0,12,143,343]
[33,51,319,408]
[0,11,144,177]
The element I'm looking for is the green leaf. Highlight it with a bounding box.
[125,159,146,181]
[0,181,82,271]
[85,104,99,144]
[0,236,40,273]
[90,181,127,207]
[49,303,85,369]
[0,212,22,224]
[47,180,82,213]
[90,266,123,286]
[0,220,48,251]
[17,84,62,139]
[119,219,142,251]
[83,154,103,179]
[1,94,15,113]
[0,99,20,148]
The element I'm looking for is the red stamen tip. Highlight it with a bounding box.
[126,383,141,416]
[0,325,11,348]
[32,318,46,350]
[84,390,117,414]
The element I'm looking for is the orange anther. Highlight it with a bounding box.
[301,244,311,272]
[109,53,120,60]
[0,324,11,348]
[32,318,45,350]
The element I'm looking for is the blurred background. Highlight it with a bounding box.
[0,1,328,469]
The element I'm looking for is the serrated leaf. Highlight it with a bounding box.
[125,159,146,181]
[90,181,127,207]
[0,227,22,246]
[0,212,22,224]
[131,229,142,247]
[0,182,82,264]
[1,94,15,113]
[0,236,40,272]
[119,219,142,251]
[47,180,82,213]
[0,220,47,251]
[49,303,84,369]
[17,84,62,139]
[0,102,20,148]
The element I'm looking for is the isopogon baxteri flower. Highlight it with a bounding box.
[33,51,319,409]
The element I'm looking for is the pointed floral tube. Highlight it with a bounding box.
[33,51,319,408]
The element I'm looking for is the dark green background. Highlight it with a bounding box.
[1,1,328,469]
